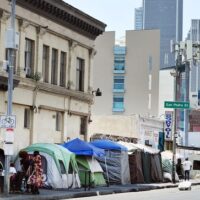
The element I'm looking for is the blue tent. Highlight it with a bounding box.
[62,138,105,157]
[90,140,128,151]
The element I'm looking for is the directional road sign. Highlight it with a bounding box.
[164,101,190,109]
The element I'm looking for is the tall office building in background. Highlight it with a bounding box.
[134,7,143,30]
[142,0,183,68]
[187,19,200,108]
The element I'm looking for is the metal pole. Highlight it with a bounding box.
[172,0,180,184]
[172,60,178,184]
[184,61,190,146]
[4,0,16,195]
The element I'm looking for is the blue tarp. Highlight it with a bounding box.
[90,140,128,151]
[62,138,105,157]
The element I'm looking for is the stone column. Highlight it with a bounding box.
[36,26,47,81]
[67,41,77,90]
[88,48,96,93]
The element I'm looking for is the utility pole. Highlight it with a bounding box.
[171,53,180,184]
[4,0,16,195]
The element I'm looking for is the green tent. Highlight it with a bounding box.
[76,156,106,186]
[18,143,80,189]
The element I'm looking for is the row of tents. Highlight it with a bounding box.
[15,138,166,189]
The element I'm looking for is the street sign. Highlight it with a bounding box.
[164,111,173,140]
[0,115,16,128]
[164,101,190,109]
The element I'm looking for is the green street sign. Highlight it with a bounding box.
[164,101,190,109]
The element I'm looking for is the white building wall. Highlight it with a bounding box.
[158,69,174,116]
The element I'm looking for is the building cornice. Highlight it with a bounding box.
[16,0,106,40]
[17,76,93,103]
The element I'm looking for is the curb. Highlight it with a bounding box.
[1,182,200,200]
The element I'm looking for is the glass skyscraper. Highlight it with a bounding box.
[142,0,183,69]
[134,7,143,30]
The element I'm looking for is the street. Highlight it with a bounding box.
[65,185,200,200]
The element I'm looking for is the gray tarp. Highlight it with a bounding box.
[96,150,130,185]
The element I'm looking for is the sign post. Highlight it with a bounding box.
[164,100,190,184]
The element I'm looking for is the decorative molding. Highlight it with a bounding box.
[68,110,89,117]
[15,75,93,103]
[16,0,106,39]
[0,9,10,23]
[18,19,30,31]
[69,40,78,51]
[38,105,66,112]
[36,25,48,37]
[89,48,97,58]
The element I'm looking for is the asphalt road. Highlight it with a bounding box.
[66,185,200,200]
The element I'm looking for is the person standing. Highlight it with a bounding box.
[29,151,43,194]
[182,158,192,181]
[176,158,184,180]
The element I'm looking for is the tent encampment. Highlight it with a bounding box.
[90,140,131,185]
[118,141,163,183]
[15,143,80,189]
[62,138,106,186]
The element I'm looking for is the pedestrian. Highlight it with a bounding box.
[14,150,32,192]
[182,157,192,181]
[10,162,17,192]
[176,158,183,180]
[28,151,43,194]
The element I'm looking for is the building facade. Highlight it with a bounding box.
[134,7,143,30]
[0,0,106,154]
[187,20,200,109]
[92,30,160,117]
[142,0,183,69]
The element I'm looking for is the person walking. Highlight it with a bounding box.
[182,158,192,181]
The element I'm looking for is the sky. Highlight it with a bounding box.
[64,0,200,40]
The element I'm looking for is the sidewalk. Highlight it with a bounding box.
[1,179,200,200]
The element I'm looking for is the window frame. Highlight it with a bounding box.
[56,111,63,132]
[60,51,67,87]
[25,38,34,77]
[42,45,49,83]
[80,116,87,135]
[113,76,125,91]
[24,108,31,129]
[51,48,58,85]
[113,95,124,112]
[76,58,85,92]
